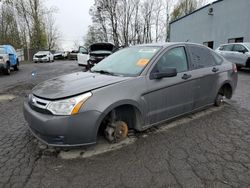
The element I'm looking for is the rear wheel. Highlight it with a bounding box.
[4,63,11,75]
[13,59,19,71]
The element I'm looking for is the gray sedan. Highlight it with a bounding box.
[23,43,238,147]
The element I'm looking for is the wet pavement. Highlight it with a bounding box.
[0,61,250,188]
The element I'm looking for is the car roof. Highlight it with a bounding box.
[220,43,249,46]
[135,42,206,48]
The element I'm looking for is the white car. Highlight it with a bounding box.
[216,43,250,69]
[33,51,54,63]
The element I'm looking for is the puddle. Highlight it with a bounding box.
[0,94,16,102]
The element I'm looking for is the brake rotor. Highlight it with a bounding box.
[105,121,128,143]
[114,121,128,141]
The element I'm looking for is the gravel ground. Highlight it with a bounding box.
[0,61,250,188]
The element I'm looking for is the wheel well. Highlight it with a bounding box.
[246,58,250,67]
[98,104,142,135]
[218,83,233,99]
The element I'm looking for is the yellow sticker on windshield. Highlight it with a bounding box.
[136,59,149,67]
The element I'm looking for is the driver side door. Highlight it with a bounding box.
[143,46,195,126]
[77,46,89,66]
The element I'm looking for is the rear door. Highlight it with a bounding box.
[187,44,220,109]
[232,44,248,66]
[144,45,195,125]
[8,46,17,66]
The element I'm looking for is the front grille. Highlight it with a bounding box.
[29,95,52,114]
[35,55,46,58]
[29,103,52,115]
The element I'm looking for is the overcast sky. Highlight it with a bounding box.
[45,0,216,51]
[45,0,94,50]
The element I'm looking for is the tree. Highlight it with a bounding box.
[1,0,59,50]
[45,11,60,50]
[170,0,205,22]
[84,25,105,47]
[86,0,209,47]
[0,1,22,48]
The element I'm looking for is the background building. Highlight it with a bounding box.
[170,0,250,49]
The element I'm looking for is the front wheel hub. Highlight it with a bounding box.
[105,121,128,143]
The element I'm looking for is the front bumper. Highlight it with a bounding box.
[0,61,6,69]
[33,57,49,62]
[23,101,101,147]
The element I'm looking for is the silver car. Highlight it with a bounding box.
[216,43,250,69]
[23,43,238,147]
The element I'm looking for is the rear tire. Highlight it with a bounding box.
[4,63,11,75]
[13,59,19,71]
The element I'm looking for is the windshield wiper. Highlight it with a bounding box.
[92,70,115,76]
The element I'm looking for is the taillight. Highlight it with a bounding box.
[232,64,237,73]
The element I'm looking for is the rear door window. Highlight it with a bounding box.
[188,45,214,69]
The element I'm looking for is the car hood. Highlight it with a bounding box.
[35,53,48,56]
[89,43,115,52]
[32,72,130,100]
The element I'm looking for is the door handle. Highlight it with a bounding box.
[212,67,219,73]
[182,74,192,80]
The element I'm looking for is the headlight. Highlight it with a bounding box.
[47,92,92,115]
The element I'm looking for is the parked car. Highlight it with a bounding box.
[216,43,250,69]
[23,43,238,146]
[68,50,78,60]
[33,51,54,63]
[77,43,115,69]
[53,51,68,60]
[0,45,19,75]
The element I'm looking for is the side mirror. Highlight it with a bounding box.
[150,68,177,79]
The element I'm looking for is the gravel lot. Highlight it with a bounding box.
[0,61,250,188]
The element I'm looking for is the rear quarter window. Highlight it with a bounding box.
[188,45,214,69]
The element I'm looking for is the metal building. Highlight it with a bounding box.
[169,0,250,49]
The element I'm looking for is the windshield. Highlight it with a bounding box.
[37,51,49,55]
[91,46,161,76]
[0,48,6,54]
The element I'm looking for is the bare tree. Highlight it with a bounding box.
[45,12,60,50]
[86,0,210,47]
